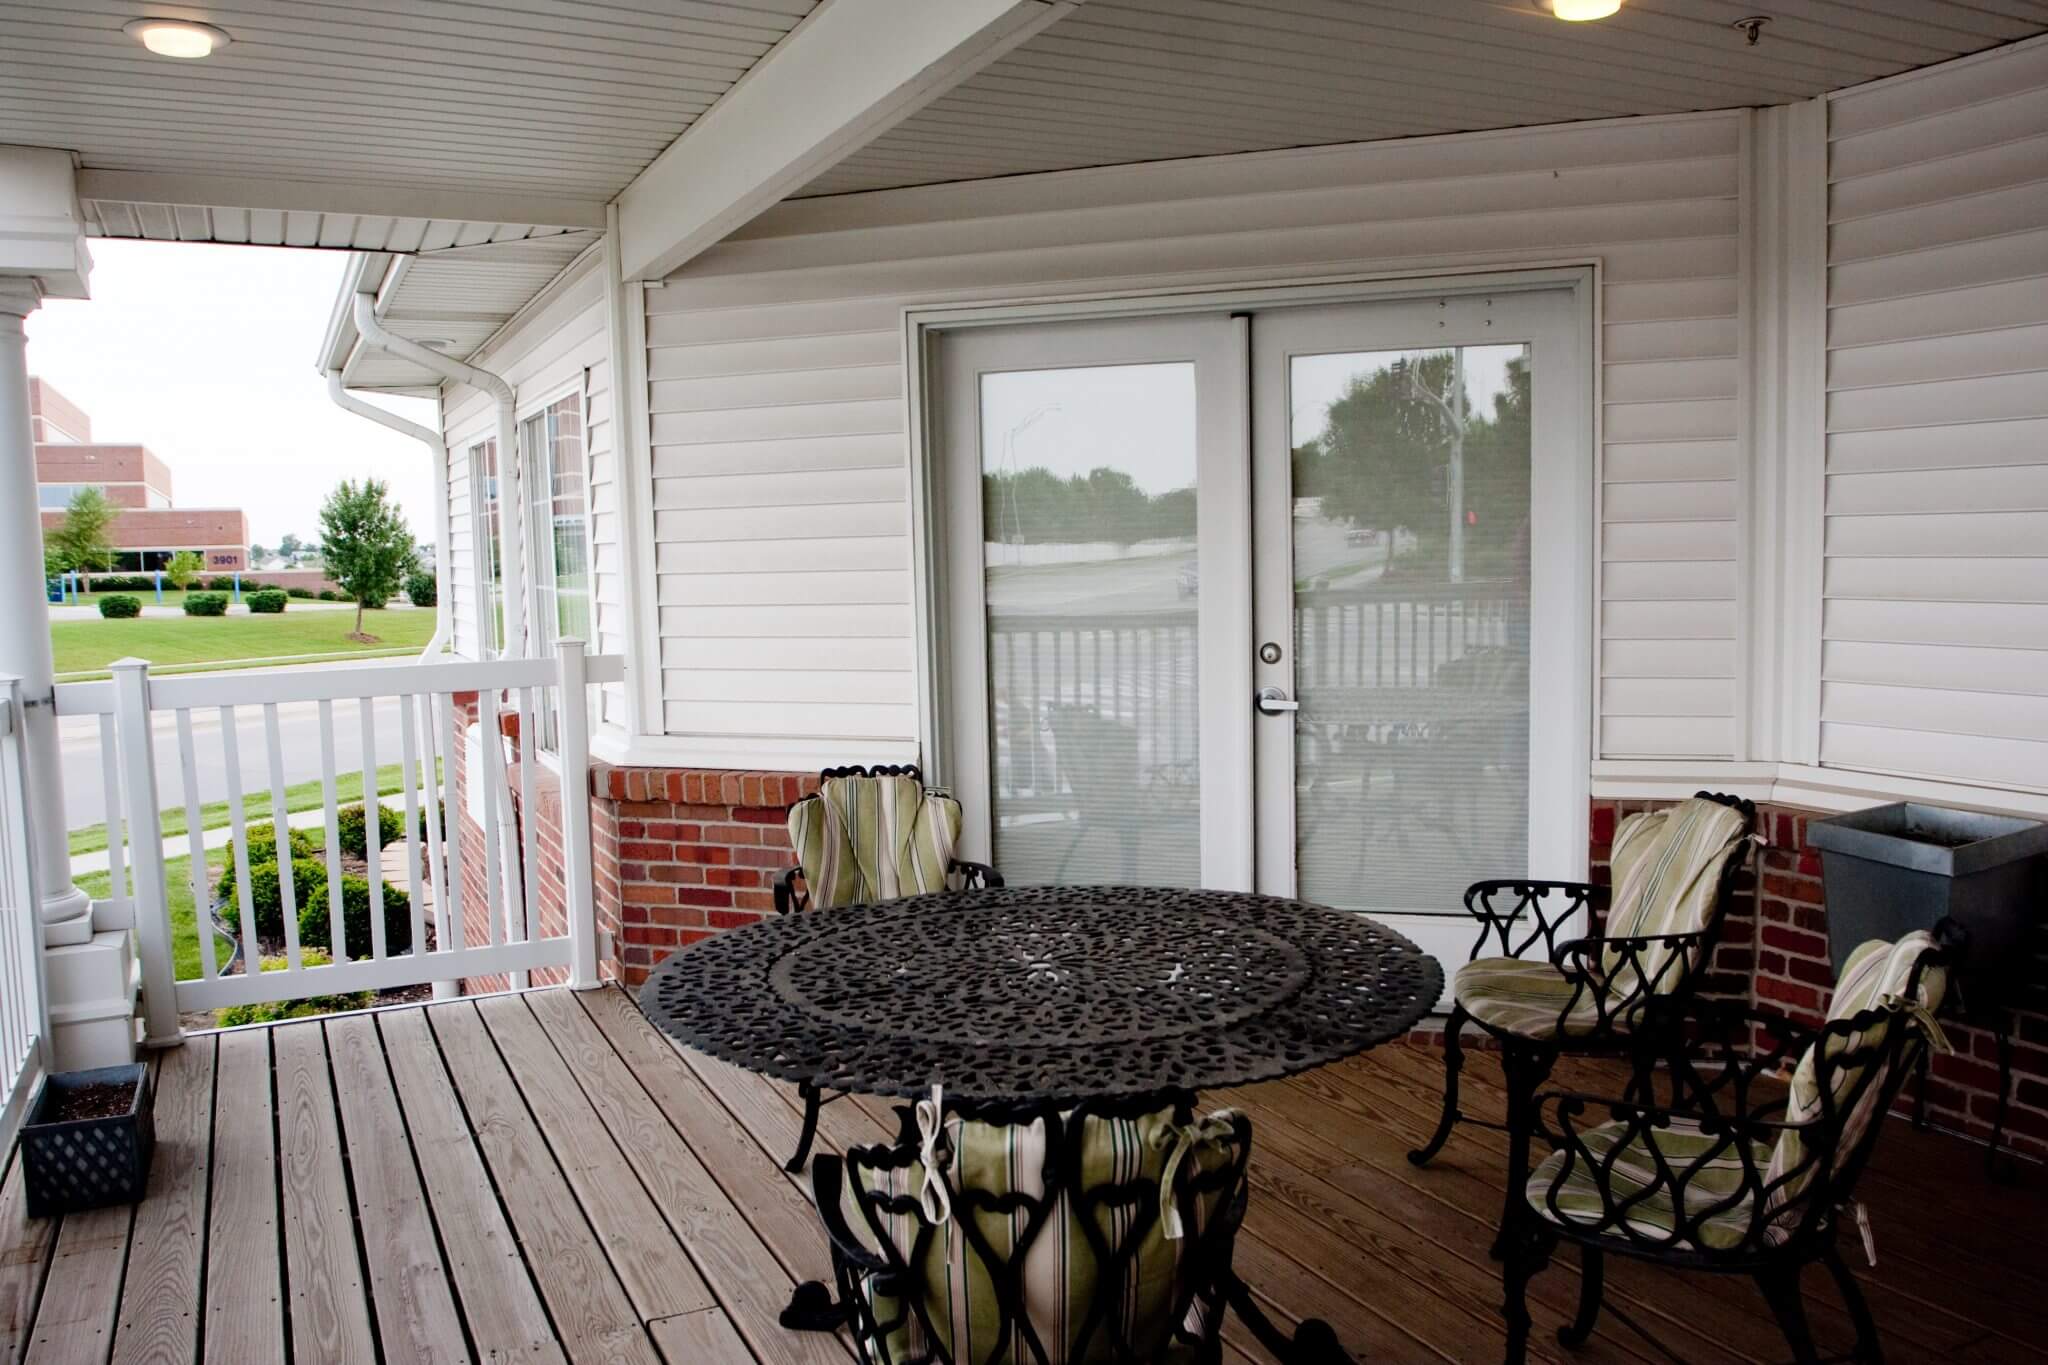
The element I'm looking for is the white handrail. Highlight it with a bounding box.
[0,678,51,1152]
[76,644,617,1023]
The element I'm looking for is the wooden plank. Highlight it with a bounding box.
[203,1030,283,1364]
[647,1308,756,1364]
[576,988,837,1286]
[24,1202,133,1365]
[525,990,850,1365]
[0,1143,60,1360]
[426,1002,661,1365]
[473,995,713,1322]
[273,1023,376,1365]
[112,1040,215,1365]
[326,1012,474,1365]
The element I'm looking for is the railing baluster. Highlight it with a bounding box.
[96,712,128,926]
[262,703,302,974]
[517,686,540,954]
[556,641,597,990]
[359,696,384,962]
[478,688,505,950]
[397,696,426,958]
[219,705,260,978]
[174,708,215,981]
[318,700,345,962]
[414,693,449,960]
[436,692,465,956]
[109,661,179,1044]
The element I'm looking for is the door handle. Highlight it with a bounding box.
[1254,687,1300,716]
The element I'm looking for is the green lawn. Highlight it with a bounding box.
[53,606,435,680]
[76,851,231,982]
[68,761,426,848]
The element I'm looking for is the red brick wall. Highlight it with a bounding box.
[1590,797,2047,1163]
[28,378,91,443]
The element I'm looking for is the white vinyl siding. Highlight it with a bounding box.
[444,437,478,659]
[652,112,1745,761]
[1821,41,2048,794]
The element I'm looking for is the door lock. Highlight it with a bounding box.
[1254,687,1299,716]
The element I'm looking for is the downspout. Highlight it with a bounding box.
[324,369,452,659]
[350,291,530,659]
[349,293,534,994]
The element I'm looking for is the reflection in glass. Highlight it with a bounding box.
[980,363,1200,886]
[1289,346,1532,915]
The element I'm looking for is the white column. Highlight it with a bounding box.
[0,280,92,943]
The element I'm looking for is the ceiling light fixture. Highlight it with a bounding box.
[123,18,231,59]
[1536,0,1623,20]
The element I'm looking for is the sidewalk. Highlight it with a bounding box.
[71,790,415,877]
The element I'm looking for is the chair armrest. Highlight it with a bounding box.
[948,857,1003,890]
[1463,879,1601,963]
[1552,926,1714,993]
[809,1154,891,1275]
[774,867,807,915]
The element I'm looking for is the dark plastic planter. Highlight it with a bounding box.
[1806,802,2047,988]
[19,1063,155,1218]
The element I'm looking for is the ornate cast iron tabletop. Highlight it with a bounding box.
[639,884,1444,1107]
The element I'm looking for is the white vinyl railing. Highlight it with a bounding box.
[56,642,620,1040]
[0,678,51,1153]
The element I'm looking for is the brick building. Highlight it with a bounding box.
[31,377,249,571]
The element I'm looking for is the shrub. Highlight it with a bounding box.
[404,567,437,607]
[183,592,228,617]
[214,948,373,1027]
[246,589,288,614]
[219,853,412,960]
[90,574,152,593]
[317,590,339,602]
[97,594,141,619]
[220,821,321,885]
[205,575,238,591]
[336,802,408,857]
[286,586,315,600]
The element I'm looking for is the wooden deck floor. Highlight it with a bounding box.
[0,985,2040,1365]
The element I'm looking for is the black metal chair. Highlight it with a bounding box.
[786,1095,1354,1365]
[773,763,1001,1171]
[1409,792,1757,1255]
[1501,928,1953,1365]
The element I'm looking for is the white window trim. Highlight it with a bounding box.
[515,379,595,766]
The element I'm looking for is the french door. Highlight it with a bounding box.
[934,281,1590,970]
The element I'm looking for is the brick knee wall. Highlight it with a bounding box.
[1589,797,2047,1162]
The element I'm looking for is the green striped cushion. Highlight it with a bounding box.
[1455,957,1615,1040]
[1526,1116,1769,1252]
[1600,798,1748,994]
[789,774,963,910]
[1763,931,1946,1230]
[836,1105,1243,1364]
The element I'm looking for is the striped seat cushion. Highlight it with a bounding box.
[1526,1116,1771,1252]
[1763,931,1947,1231]
[789,773,962,910]
[1601,798,1750,996]
[1454,957,1619,1041]
[834,1105,1244,1364]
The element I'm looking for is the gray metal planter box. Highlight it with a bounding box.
[1806,802,2046,990]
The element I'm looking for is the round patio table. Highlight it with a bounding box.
[637,883,1443,1110]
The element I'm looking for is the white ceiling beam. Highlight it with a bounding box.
[615,0,1077,283]
[75,169,608,232]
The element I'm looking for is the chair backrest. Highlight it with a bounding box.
[1600,795,1752,994]
[1764,930,1948,1235]
[835,1099,1249,1365]
[1045,705,1139,817]
[789,768,962,910]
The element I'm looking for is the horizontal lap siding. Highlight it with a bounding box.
[445,434,478,659]
[1821,44,2048,793]
[655,114,1745,759]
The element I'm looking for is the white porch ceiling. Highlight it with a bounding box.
[799,0,2048,196]
[0,0,818,246]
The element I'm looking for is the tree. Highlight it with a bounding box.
[248,543,268,566]
[46,487,116,577]
[164,550,204,591]
[318,479,415,640]
[277,533,302,563]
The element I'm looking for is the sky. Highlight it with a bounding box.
[24,239,440,551]
[976,344,1523,495]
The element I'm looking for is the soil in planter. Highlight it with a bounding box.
[45,1081,135,1122]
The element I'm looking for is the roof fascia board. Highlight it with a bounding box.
[78,169,606,231]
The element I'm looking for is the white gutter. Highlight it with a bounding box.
[349,291,529,661]
[324,369,452,659]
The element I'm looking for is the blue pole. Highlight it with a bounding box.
[232,572,242,605]
[154,570,164,605]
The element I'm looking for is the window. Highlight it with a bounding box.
[473,440,504,654]
[521,392,589,656]
[37,482,100,509]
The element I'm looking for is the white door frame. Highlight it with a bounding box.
[1249,287,1595,967]
[907,266,1596,911]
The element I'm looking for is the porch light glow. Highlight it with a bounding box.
[1543,0,1622,19]
[123,19,231,59]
